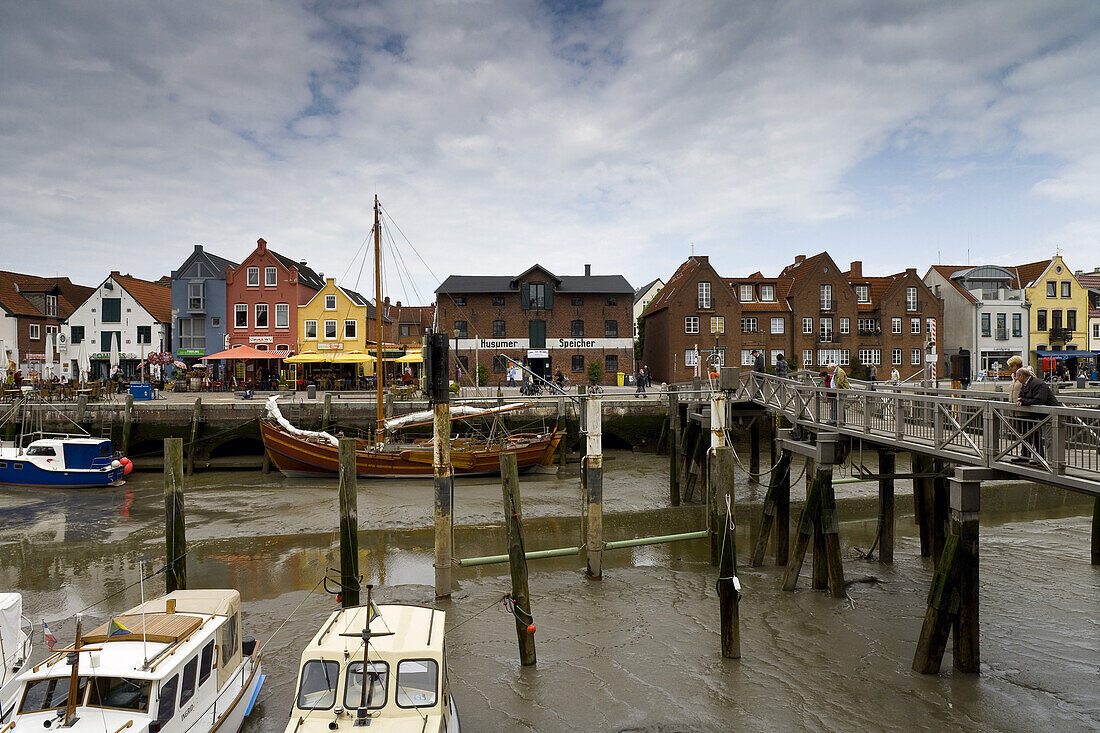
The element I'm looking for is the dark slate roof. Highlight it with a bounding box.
[342,288,393,322]
[437,273,634,295]
[633,278,663,303]
[271,250,325,290]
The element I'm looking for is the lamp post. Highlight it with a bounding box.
[453,329,460,387]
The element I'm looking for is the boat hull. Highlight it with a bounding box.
[260,420,563,478]
[0,460,123,488]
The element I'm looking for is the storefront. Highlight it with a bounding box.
[1034,349,1098,380]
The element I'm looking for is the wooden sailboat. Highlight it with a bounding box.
[259,196,564,478]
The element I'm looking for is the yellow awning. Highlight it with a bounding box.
[284,352,328,364]
[334,350,376,364]
[394,352,423,363]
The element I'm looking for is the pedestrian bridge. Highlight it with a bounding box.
[734,372,1100,497]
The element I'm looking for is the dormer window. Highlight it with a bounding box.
[325,294,337,310]
[698,282,712,309]
[856,285,869,303]
[265,267,277,287]
[45,294,58,317]
[740,284,753,302]
[760,284,774,301]
[247,267,259,287]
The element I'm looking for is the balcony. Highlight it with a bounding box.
[1049,327,1074,343]
[818,335,836,344]
[857,328,882,337]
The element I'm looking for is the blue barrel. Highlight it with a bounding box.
[129,382,153,401]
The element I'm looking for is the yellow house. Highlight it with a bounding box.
[1016,255,1090,371]
[296,277,380,355]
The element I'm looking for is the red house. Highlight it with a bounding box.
[224,238,324,374]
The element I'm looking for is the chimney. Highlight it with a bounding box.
[906,268,917,276]
[256,238,267,253]
[849,261,862,278]
[585,264,591,276]
[195,244,203,252]
[794,254,806,265]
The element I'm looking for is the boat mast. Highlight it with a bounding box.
[374,195,385,443]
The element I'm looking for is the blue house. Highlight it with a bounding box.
[170,244,238,371]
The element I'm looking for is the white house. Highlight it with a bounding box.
[63,272,172,380]
[633,277,664,340]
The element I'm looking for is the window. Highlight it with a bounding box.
[492,297,505,306]
[839,317,850,335]
[19,677,87,714]
[199,642,214,686]
[906,286,918,311]
[817,348,840,366]
[102,298,122,323]
[528,320,545,347]
[344,320,357,339]
[1010,312,1021,337]
[740,317,757,333]
[710,316,725,334]
[771,317,784,334]
[855,285,870,303]
[324,320,337,339]
[981,313,991,337]
[399,324,413,337]
[858,318,878,333]
[604,320,618,337]
[1061,281,1071,298]
[565,320,582,337]
[297,660,339,710]
[272,303,288,329]
[134,326,150,344]
[740,284,753,302]
[255,304,268,328]
[493,355,508,373]
[188,282,204,310]
[858,348,881,366]
[997,312,1007,338]
[819,317,833,342]
[1046,281,1056,298]
[261,266,275,287]
[892,348,902,365]
[456,355,468,373]
[221,614,238,666]
[396,659,438,708]
[606,297,617,306]
[454,321,468,338]
[572,355,584,372]
[255,344,268,351]
[820,284,832,310]
[761,284,775,301]
[571,297,583,306]
[698,282,712,309]
[211,317,220,327]
[304,320,317,339]
[1094,323,1100,339]
[87,677,151,711]
[155,675,178,725]
[770,350,784,365]
[323,294,336,310]
[685,351,697,367]
[247,267,259,287]
[449,296,466,308]
[1037,309,1047,331]
[840,349,850,366]
[524,284,547,309]
[180,656,198,706]
[29,324,40,340]
[605,354,617,373]
[100,331,121,351]
[891,317,902,334]
[235,304,247,328]
[685,317,699,334]
[802,317,813,334]
[912,349,921,365]
[45,294,58,317]
[802,350,813,367]
[741,350,755,366]
[1067,309,1077,332]
[71,326,84,344]
[344,661,388,710]
[489,320,504,338]
[1051,309,1062,331]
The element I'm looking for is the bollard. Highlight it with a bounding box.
[433,400,454,598]
[163,438,186,592]
[501,452,536,666]
[338,437,360,607]
[714,446,740,658]
[877,449,895,563]
[585,392,603,579]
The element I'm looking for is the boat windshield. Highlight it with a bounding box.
[26,445,56,456]
[87,677,152,712]
[395,659,438,708]
[296,660,339,710]
[343,662,388,710]
[19,677,88,713]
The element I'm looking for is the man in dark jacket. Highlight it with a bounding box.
[1016,367,1059,463]
[775,353,789,379]
[752,349,765,373]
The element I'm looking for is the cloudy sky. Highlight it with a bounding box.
[3,0,1100,301]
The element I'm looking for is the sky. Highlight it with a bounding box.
[3,0,1100,303]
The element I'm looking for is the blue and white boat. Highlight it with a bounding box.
[0,435,129,488]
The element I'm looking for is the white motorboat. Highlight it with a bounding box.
[0,590,264,733]
[285,591,459,733]
[0,593,33,716]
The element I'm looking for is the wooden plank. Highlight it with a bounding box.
[750,450,791,566]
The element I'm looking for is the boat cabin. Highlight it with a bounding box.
[12,438,116,471]
[3,590,256,733]
[286,604,454,733]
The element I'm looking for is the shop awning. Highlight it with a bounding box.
[394,351,423,363]
[201,346,284,360]
[1034,350,1098,360]
[334,350,376,364]
[284,351,328,364]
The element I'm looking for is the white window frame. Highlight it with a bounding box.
[325,294,337,311]
[188,281,204,310]
[760,284,774,302]
[819,317,833,342]
[255,303,269,329]
[891,317,902,334]
[344,320,357,339]
[741,350,755,366]
[685,351,697,367]
[697,282,712,309]
[45,294,58,317]
[820,284,833,310]
[802,350,813,367]
[840,349,850,366]
[892,348,902,365]
[247,267,259,287]
[710,316,725,334]
[324,320,337,340]
[770,350,784,365]
[858,348,881,366]
[275,303,289,329]
[234,303,247,329]
[29,323,40,340]
[305,320,317,340]
[802,317,813,334]
[770,317,784,335]
[911,317,920,334]
[265,266,277,287]
[855,284,869,303]
[740,284,753,302]
[906,286,918,311]
[685,316,699,334]
[911,349,921,365]
[741,317,757,333]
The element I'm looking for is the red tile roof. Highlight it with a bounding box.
[1008,259,1053,289]
[0,271,92,319]
[644,257,702,315]
[110,272,172,323]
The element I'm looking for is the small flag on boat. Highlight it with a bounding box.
[108,618,132,637]
[44,621,57,650]
[368,602,380,623]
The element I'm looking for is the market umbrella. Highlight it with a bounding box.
[284,351,328,364]
[109,332,120,377]
[394,351,423,363]
[77,339,91,384]
[0,339,7,383]
[334,350,376,363]
[173,360,187,370]
[42,333,54,381]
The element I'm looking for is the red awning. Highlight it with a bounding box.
[269,348,293,358]
[201,346,286,360]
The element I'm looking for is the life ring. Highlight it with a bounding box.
[120,457,134,475]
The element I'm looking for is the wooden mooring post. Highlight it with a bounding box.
[707,390,727,564]
[668,390,681,506]
[1093,497,1100,566]
[501,451,536,666]
[877,449,895,563]
[782,436,844,597]
[584,392,604,579]
[932,459,949,563]
[186,397,202,475]
[750,448,791,567]
[163,438,186,592]
[713,446,740,658]
[120,393,134,455]
[912,452,932,557]
[429,333,454,599]
[913,466,981,674]
[748,416,760,485]
[338,437,361,608]
[322,392,333,429]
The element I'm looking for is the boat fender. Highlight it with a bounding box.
[120,457,134,475]
[111,459,121,469]
[526,624,536,635]
[241,637,257,656]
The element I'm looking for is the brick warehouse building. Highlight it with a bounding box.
[435,264,635,386]
[642,253,943,383]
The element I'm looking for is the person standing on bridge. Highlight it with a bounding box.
[1016,366,1059,464]
[775,353,789,379]
[753,349,765,373]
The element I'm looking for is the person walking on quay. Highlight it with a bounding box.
[775,353,788,379]
[643,364,651,387]
[1015,366,1059,465]
[753,349,765,374]
[635,365,647,397]
[890,366,900,384]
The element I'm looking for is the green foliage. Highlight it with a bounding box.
[635,315,645,360]
[448,382,460,394]
[587,360,603,385]
[477,363,488,387]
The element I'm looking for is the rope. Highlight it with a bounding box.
[258,577,326,654]
[714,493,741,599]
[72,550,191,615]
[503,593,533,625]
[444,594,509,637]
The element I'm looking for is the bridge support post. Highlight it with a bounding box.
[748,415,761,485]
[877,449,895,563]
[782,435,845,596]
[669,391,681,506]
[913,467,981,674]
[713,446,741,658]
[912,452,932,557]
[932,460,950,563]
[1092,497,1099,566]
[585,393,604,579]
[750,448,791,567]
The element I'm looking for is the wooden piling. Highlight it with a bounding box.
[433,401,454,599]
[1093,497,1100,566]
[877,449,895,563]
[818,466,846,598]
[782,458,818,591]
[684,427,705,503]
[585,393,603,579]
[912,452,932,557]
[714,446,740,658]
[500,451,536,666]
[751,450,791,566]
[76,394,88,425]
[932,460,949,564]
[261,449,272,474]
[322,393,333,429]
[163,438,186,593]
[668,391,681,506]
[811,522,828,590]
[186,398,202,475]
[338,437,360,608]
[748,416,761,485]
[121,393,134,455]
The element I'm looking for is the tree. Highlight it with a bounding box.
[587,360,603,385]
[477,363,488,387]
[635,314,646,360]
